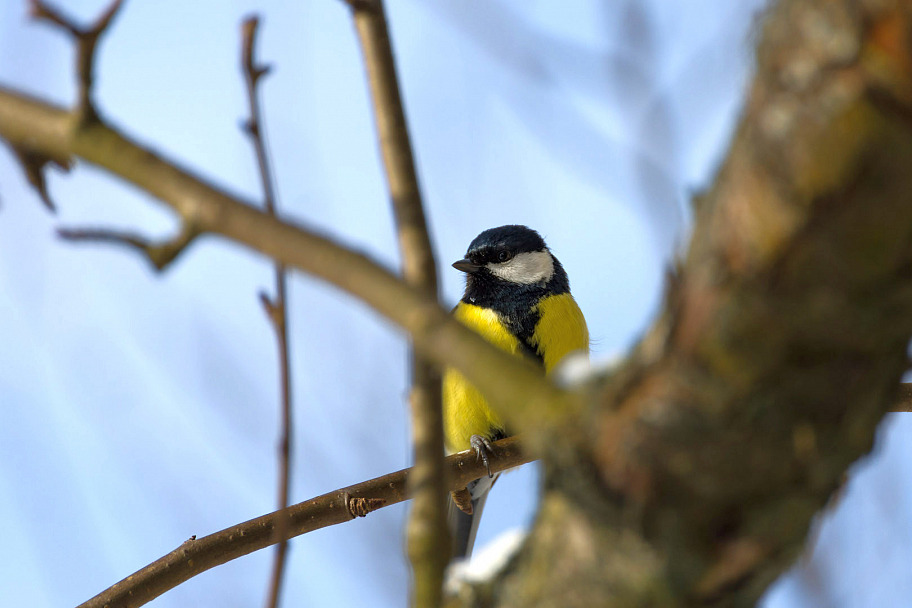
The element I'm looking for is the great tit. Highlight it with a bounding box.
[444,225,589,559]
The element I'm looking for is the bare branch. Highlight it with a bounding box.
[0,87,570,435]
[349,1,448,604]
[241,16,277,215]
[8,145,71,211]
[352,3,437,293]
[29,0,125,124]
[8,2,912,607]
[76,436,531,608]
[238,15,295,608]
[57,223,199,271]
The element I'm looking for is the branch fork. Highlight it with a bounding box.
[29,0,125,126]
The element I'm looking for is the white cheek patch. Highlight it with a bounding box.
[487,250,554,284]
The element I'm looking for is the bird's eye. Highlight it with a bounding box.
[497,250,512,263]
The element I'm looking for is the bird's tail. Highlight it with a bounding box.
[448,474,499,559]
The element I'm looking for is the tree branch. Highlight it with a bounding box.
[239,15,295,608]
[76,436,531,608]
[7,144,71,211]
[56,222,199,270]
[347,0,448,604]
[6,2,912,606]
[29,0,125,125]
[0,84,571,439]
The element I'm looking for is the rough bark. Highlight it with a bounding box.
[451,1,912,606]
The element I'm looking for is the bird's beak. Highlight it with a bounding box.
[452,258,482,274]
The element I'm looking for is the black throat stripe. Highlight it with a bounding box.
[461,257,570,366]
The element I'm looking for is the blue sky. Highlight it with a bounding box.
[2,1,912,606]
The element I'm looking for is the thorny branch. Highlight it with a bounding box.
[239,15,295,608]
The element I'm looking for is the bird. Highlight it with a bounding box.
[443,224,589,560]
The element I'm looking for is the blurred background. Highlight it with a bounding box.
[2,1,911,606]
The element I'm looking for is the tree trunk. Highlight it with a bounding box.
[458,1,912,606]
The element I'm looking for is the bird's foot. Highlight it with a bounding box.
[470,434,496,478]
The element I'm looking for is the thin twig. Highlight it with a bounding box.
[57,223,199,270]
[76,437,531,608]
[29,0,125,124]
[239,15,295,608]
[9,145,71,211]
[348,1,448,605]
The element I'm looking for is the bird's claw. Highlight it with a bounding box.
[470,434,495,478]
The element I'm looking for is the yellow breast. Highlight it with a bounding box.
[443,294,589,452]
[528,293,590,371]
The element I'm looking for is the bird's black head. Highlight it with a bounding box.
[453,225,569,302]
[464,225,547,264]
